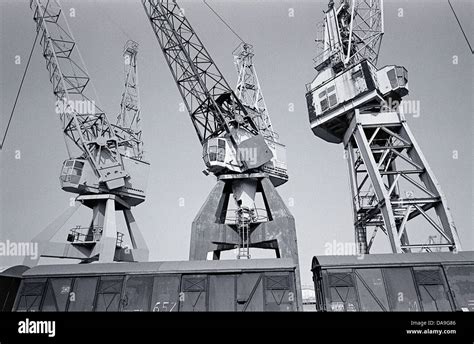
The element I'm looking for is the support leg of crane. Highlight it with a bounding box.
[58,194,139,263]
[352,119,403,254]
[399,122,462,251]
[24,192,144,264]
[250,177,302,311]
[250,178,299,262]
[95,197,118,263]
[190,180,241,260]
[344,110,460,253]
[189,176,302,310]
[345,142,369,254]
[73,195,130,262]
[24,201,81,266]
[123,209,149,261]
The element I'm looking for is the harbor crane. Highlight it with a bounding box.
[27,0,149,263]
[142,0,300,269]
[306,0,462,254]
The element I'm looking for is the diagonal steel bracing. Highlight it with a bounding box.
[345,110,461,254]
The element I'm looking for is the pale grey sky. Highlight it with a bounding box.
[0,0,472,285]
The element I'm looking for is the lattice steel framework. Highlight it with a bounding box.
[309,0,462,254]
[30,0,126,185]
[28,1,150,264]
[342,0,384,66]
[142,0,259,145]
[115,40,143,159]
[346,110,462,254]
[233,43,276,142]
[314,0,384,70]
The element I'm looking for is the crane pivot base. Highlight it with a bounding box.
[24,194,149,265]
[189,177,302,309]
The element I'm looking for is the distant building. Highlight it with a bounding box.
[302,284,317,312]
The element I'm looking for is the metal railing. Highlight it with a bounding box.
[68,226,124,247]
[225,207,268,225]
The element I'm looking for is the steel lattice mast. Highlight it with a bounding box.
[30,0,127,189]
[306,0,462,254]
[314,0,384,72]
[142,0,259,145]
[233,43,277,143]
[115,40,143,159]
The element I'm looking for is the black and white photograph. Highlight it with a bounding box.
[0,0,472,340]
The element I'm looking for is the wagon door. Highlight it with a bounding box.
[236,273,264,311]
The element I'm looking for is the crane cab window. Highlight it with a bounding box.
[319,90,329,111]
[60,159,84,184]
[387,66,408,89]
[318,85,338,112]
[396,66,408,87]
[385,67,406,90]
[203,142,210,166]
[205,139,226,163]
[387,68,398,89]
[217,139,225,162]
[209,145,217,162]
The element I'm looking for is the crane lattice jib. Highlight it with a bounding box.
[142,0,259,144]
[344,0,384,66]
[314,0,383,71]
[115,40,143,159]
[234,43,277,142]
[117,41,141,132]
[30,0,124,182]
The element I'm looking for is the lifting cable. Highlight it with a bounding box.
[448,0,473,54]
[202,0,245,44]
[0,30,39,150]
[96,0,134,42]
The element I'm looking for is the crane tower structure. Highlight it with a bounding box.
[233,42,278,144]
[142,0,299,271]
[115,40,143,160]
[28,0,149,264]
[306,0,462,254]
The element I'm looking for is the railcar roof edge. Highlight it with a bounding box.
[312,251,474,270]
[22,258,296,277]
